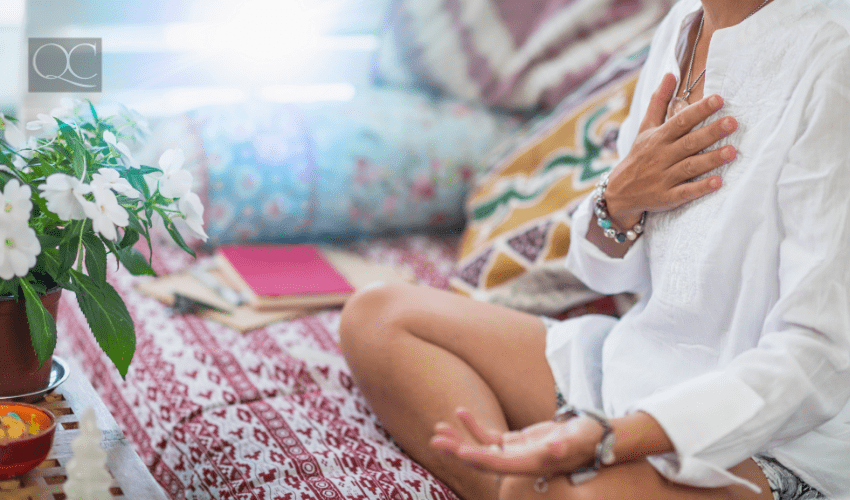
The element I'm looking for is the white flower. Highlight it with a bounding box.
[152,149,193,199]
[0,180,33,224]
[13,141,39,171]
[4,119,25,149]
[3,120,35,170]
[26,113,60,132]
[177,192,208,241]
[0,221,40,280]
[91,168,140,198]
[25,98,77,132]
[103,130,140,169]
[84,185,129,241]
[103,130,117,145]
[38,173,92,220]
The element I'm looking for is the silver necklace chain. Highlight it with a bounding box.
[680,0,772,102]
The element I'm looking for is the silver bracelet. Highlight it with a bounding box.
[534,405,617,491]
[593,172,646,243]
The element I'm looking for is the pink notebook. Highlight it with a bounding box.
[216,245,354,310]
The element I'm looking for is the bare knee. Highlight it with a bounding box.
[339,282,416,360]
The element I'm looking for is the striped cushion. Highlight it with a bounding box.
[450,36,650,315]
[375,0,672,111]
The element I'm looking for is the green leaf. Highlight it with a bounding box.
[118,227,139,250]
[56,119,87,178]
[0,279,17,297]
[38,248,63,280]
[38,231,62,250]
[137,165,160,175]
[82,233,107,284]
[139,219,154,261]
[89,100,99,123]
[38,207,64,226]
[28,160,56,179]
[27,278,48,296]
[0,151,12,169]
[144,204,154,228]
[72,142,86,178]
[68,270,135,378]
[117,247,156,276]
[53,144,72,160]
[58,237,78,275]
[20,279,57,366]
[57,221,84,275]
[56,120,79,152]
[56,118,77,140]
[126,211,146,235]
[124,167,151,199]
[162,216,195,258]
[101,238,121,271]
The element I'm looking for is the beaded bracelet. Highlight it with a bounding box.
[592,172,646,243]
[533,405,617,492]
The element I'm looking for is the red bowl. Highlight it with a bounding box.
[0,403,56,479]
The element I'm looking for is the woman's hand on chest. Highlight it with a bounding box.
[605,72,739,228]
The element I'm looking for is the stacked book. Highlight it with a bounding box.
[137,244,413,332]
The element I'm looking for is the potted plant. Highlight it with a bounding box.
[0,99,207,396]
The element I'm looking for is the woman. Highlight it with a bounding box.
[339,0,850,497]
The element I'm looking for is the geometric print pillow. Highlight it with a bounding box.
[450,39,648,315]
[375,0,671,111]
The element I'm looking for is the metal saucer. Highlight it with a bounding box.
[0,356,70,403]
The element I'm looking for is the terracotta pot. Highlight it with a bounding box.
[0,286,62,398]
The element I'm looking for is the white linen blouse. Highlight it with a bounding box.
[547,0,850,496]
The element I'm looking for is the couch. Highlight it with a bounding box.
[53,0,673,497]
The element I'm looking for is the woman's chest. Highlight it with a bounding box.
[644,138,783,311]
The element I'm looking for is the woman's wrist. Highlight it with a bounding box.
[592,172,647,244]
[600,170,645,229]
[535,407,674,491]
[605,206,645,234]
[609,411,675,464]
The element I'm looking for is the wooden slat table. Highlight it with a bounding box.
[0,357,168,500]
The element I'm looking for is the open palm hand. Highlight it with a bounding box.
[430,408,604,477]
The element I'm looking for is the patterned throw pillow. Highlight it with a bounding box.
[450,38,649,315]
[375,0,672,111]
[139,87,520,246]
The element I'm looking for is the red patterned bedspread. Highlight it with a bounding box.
[55,234,462,500]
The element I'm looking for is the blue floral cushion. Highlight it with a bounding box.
[187,87,519,245]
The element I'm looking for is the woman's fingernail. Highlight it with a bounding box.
[710,95,722,109]
[722,117,736,132]
[721,147,735,161]
[710,177,722,189]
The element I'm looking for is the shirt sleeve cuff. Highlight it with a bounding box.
[631,372,767,493]
[565,194,649,294]
[646,454,762,493]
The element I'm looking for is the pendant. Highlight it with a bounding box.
[666,97,689,120]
